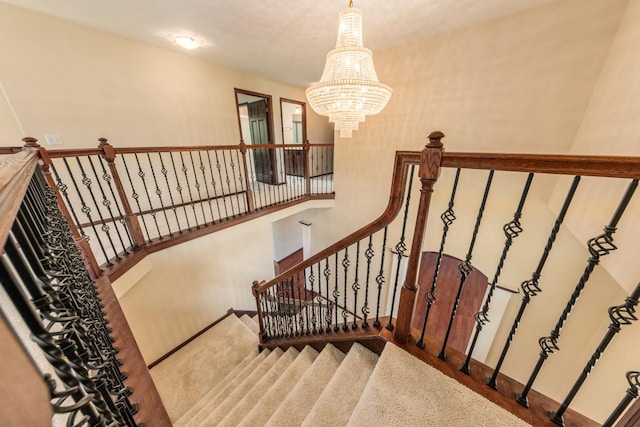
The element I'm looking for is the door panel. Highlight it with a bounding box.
[248,100,275,184]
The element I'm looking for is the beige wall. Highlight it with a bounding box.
[0,2,333,149]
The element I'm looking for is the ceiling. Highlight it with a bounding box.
[2,0,560,87]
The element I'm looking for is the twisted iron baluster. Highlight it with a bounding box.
[550,282,640,425]
[158,152,182,234]
[602,372,640,427]
[517,179,638,407]
[462,173,534,374]
[122,155,153,242]
[342,248,350,331]
[87,156,129,256]
[179,152,201,228]
[146,153,173,237]
[169,152,192,231]
[205,151,223,222]
[489,176,580,389]
[417,168,460,349]
[374,226,388,328]
[387,165,416,331]
[135,153,162,239]
[352,240,361,330]
[188,152,208,224]
[97,156,135,249]
[324,258,333,333]
[439,170,494,361]
[361,235,374,329]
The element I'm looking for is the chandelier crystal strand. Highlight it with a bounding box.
[306,4,392,138]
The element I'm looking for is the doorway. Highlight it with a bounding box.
[235,89,277,184]
[280,98,307,177]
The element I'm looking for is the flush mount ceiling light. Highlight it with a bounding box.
[306,0,392,138]
[172,35,201,50]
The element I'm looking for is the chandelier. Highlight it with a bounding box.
[306,1,392,138]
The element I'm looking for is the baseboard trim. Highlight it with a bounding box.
[147,308,257,369]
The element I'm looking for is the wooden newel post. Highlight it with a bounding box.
[97,138,146,250]
[394,131,445,342]
[252,280,266,342]
[303,140,311,196]
[22,137,102,278]
[239,142,255,212]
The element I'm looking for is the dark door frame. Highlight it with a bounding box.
[234,88,279,184]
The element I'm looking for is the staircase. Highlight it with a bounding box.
[150,313,531,426]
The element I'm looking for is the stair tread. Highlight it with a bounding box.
[239,313,259,335]
[173,349,258,426]
[264,344,345,427]
[300,343,379,427]
[347,342,530,427]
[196,348,285,426]
[150,314,258,422]
[217,347,300,427]
[237,346,319,427]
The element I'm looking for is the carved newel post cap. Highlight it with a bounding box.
[22,137,39,147]
[98,138,109,146]
[427,131,445,148]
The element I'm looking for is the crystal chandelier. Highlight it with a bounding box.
[306,1,392,138]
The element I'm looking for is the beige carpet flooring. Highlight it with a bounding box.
[151,314,532,426]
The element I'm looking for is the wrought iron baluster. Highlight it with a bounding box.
[387,165,416,331]
[517,178,639,407]
[234,150,248,212]
[221,150,238,216]
[323,257,333,333]
[158,152,182,234]
[214,150,232,218]
[550,282,640,425]
[296,271,306,335]
[300,270,310,335]
[334,252,340,332]
[179,152,201,229]
[417,168,460,349]
[289,277,299,337]
[97,155,135,249]
[462,172,534,374]
[198,151,215,222]
[374,226,388,328]
[169,152,192,231]
[146,153,173,237]
[49,163,88,242]
[309,264,317,334]
[188,151,208,225]
[121,155,153,242]
[316,261,324,332]
[352,240,361,329]
[602,371,640,427]
[439,170,494,361]
[361,235,374,329]
[489,176,581,389]
[205,151,223,222]
[342,248,350,331]
[259,291,271,339]
[62,158,112,264]
[134,153,162,239]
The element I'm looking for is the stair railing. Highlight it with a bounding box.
[0,150,167,425]
[1,138,334,281]
[253,132,640,426]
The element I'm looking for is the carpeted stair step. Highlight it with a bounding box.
[173,350,258,426]
[300,343,379,427]
[237,346,319,427]
[239,313,260,335]
[346,343,530,427]
[264,344,345,427]
[216,347,301,427]
[149,314,258,422]
[196,348,285,426]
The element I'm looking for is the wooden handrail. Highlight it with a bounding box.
[441,152,640,178]
[0,151,38,249]
[253,149,421,295]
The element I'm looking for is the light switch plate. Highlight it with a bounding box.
[44,134,62,145]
